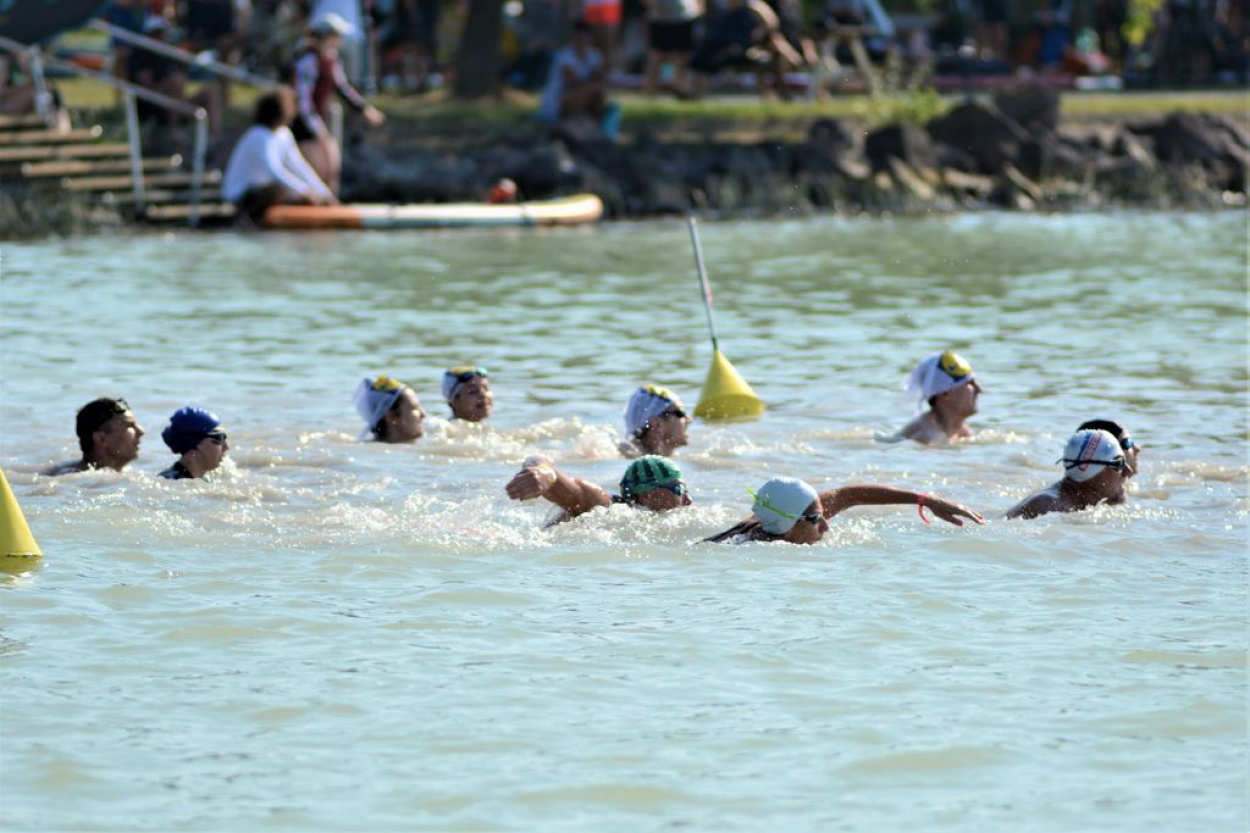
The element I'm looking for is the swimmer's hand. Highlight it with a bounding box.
[506,458,556,501]
[925,496,986,527]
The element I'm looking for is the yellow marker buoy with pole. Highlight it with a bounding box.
[1,468,42,571]
[688,216,765,421]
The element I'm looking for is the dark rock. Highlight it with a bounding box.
[993,84,1061,135]
[927,102,1031,175]
[864,123,935,172]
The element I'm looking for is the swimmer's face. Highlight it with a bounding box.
[941,379,981,416]
[451,378,493,422]
[634,481,692,512]
[95,410,145,468]
[1119,431,1140,478]
[385,388,425,442]
[1089,461,1128,502]
[642,406,690,453]
[191,430,228,474]
[781,500,829,545]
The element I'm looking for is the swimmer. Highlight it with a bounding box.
[45,397,145,475]
[705,476,985,544]
[1005,429,1130,520]
[442,366,493,422]
[620,385,691,458]
[158,407,229,480]
[1077,419,1140,486]
[506,454,691,523]
[890,350,982,445]
[354,375,425,442]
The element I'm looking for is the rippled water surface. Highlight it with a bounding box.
[1,213,1246,832]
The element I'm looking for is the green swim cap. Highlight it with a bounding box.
[620,455,683,500]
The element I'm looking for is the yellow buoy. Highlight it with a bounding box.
[695,349,766,421]
[1,469,42,568]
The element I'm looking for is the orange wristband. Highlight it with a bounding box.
[917,493,931,525]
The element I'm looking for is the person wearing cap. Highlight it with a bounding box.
[1006,429,1131,520]
[158,407,229,480]
[222,86,337,225]
[442,366,493,422]
[45,397,146,475]
[620,384,691,458]
[506,454,691,523]
[292,11,385,193]
[1077,419,1141,486]
[891,350,983,445]
[705,476,985,544]
[354,375,425,442]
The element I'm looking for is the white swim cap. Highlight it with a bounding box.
[905,350,975,410]
[750,477,819,535]
[623,385,686,438]
[354,375,408,428]
[1060,429,1125,483]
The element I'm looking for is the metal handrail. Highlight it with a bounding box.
[89,20,280,91]
[0,35,207,226]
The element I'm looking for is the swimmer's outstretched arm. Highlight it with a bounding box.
[819,484,986,527]
[505,459,612,519]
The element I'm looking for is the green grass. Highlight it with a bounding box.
[54,76,1247,139]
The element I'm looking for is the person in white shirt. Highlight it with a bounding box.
[222,86,337,225]
[537,19,608,127]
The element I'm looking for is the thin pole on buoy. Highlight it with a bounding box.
[1,469,42,567]
[688,217,765,421]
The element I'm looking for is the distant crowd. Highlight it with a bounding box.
[44,351,1145,545]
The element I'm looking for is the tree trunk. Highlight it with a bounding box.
[453,0,506,100]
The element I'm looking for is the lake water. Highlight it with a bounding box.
[1,213,1246,832]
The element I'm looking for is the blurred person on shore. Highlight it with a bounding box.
[886,350,982,445]
[354,375,426,442]
[181,0,251,118]
[45,398,145,476]
[442,366,493,422]
[642,0,702,97]
[292,11,386,193]
[159,407,229,480]
[130,15,225,151]
[222,86,337,226]
[506,454,692,523]
[537,19,619,140]
[620,385,691,458]
[1006,429,1130,519]
[705,477,985,544]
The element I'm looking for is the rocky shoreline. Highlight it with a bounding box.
[4,87,1247,238]
[343,87,1248,218]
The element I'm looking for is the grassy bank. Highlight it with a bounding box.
[54,76,1248,142]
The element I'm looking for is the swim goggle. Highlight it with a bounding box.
[205,430,228,445]
[747,487,820,524]
[1060,457,1128,474]
[628,479,688,497]
[448,367,488,383]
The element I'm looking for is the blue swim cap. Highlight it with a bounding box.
[162,406,222,454]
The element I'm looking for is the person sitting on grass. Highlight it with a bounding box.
[354,375,426,443]
[222,86,336,226]
[506,454,691,524]
[1005,429,1131,520]
[442,366,493,422]
[620,385,691,458]
[45,397,146,475]
[705,476,985,544]
[158,406,229,480]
